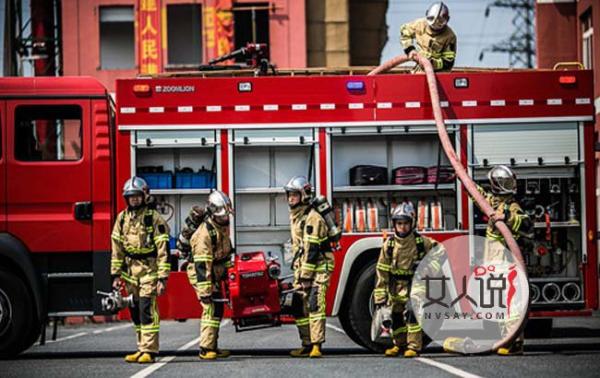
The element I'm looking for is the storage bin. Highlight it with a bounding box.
[139,172,173,189]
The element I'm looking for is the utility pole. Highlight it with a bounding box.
[479,0,535,68]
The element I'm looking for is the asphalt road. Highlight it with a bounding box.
[3,316,600,378]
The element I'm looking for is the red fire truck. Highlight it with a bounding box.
[0,67,597,355]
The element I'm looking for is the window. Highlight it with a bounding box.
[99,7,135,69]
[581,9,593,70]
[15,105,82,161]
[167,4,202,66]
[233,3,270,62]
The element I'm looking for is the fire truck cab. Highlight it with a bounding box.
[0,77,114,355]
[0,67,598,356]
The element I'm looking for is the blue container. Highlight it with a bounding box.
[169,236,177,250]
[139,172,173,189]
[175,170,215,189]
[198,169,216,188]
[175,172,198,189]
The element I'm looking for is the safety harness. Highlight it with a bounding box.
[119,209,158,259]
[291,206,312,268]
[384,231,426,281]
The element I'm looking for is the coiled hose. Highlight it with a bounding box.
[368,54,529,353]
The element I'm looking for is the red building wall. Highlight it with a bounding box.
[535,1,578,69]
[61,0,306,92]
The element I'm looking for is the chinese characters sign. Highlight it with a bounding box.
[138,0,161,74]
[204,0,234,63]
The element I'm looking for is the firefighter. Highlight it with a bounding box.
[297,183,336,358]
[111,176,171,364]
[373,203,440,358]
[478,165,532,356]
[400,2,456,72]
[284,176,313,357]
[187,190,234,360]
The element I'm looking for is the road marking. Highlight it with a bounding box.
[46,322,131,343]
[130,337,200,378]
[416,357,484,378]
[130,320,230,378]
[46,331,88,343]
[92,323,131,335]
[326,323,346,335]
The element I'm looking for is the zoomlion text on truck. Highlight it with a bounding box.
[0,66,597,356]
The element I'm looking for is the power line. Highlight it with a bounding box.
[479,0,535,68]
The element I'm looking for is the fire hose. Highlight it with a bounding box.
[368,55,529,353]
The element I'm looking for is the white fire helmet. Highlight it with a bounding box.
[426,2,450,31]
[488,165,517,195]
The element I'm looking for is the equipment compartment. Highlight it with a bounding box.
[232,129,317,274]
[473,166,585,309]
[132,130,218,270]
[470,121,586,310]
[330,127,459,232]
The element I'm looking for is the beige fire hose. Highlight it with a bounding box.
[368,54,529,353]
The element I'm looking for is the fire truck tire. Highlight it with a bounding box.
[338,298,365,347]
[524,318,553,339]
[345,263,389,352]
[0,268,35,358]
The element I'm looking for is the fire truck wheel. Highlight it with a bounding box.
[339,298,365,347]
[0,269,35,359]
[345,263,389,353]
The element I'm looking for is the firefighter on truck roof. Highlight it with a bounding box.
[374,202,441,358]
[401,1,456,72]
[187,190,234,360]
[110,176,171,364]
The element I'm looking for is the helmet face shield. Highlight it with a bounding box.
[427,15,447,31]
[212,206,233,217]
[494,176,516,193]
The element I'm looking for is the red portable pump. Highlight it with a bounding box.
[226,251,284,332]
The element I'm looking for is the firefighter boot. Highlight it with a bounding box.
[309,344,323,358]
[384,346,402,357]
[404,349,419,358]
[137,352,155,364]
[290,346,312,358]
[199,349,218,360]
[497,341,524,356]
[216,349,231,358]
[124,351,143,363]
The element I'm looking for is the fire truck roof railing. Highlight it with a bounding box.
[139,66,573,79]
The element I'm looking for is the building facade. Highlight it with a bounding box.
[61,0,306,92]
